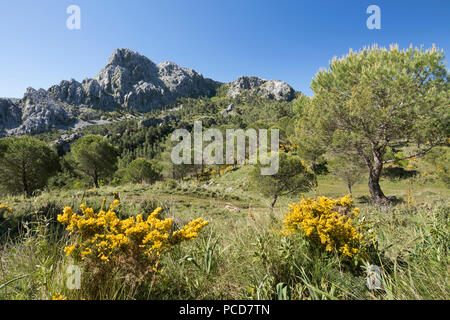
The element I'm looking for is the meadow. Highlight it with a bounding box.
[1,165,448,300]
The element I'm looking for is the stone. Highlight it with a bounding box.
[52,132,85,156]
[226,76,295,101]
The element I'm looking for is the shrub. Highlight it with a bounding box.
[281,195,373,260]
[57,198,208,298]
[424,146,450,187]
[382,166,418,180]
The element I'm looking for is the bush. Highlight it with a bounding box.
[57,198,208,299]
[281,195,374,260]
[424,146,450,187]
[382,166,418,180]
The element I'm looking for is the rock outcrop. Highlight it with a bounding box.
[6,88,74,136]
[48,78,116,110]
[220,104,238,117]
[0,98,22,134]
[52,132,85,156]
[227,76,295,102]
[138,114,178,128]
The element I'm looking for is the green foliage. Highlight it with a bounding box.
[124,158,161,184]
[214,83,231,97]
[327,154,366,194]
[0,136,59,197]
[424,146,450,187]
[382,166,418,181]
[66,135,118,188]
[251,153,315,209]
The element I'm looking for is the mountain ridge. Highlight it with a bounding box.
[0,48,296,136]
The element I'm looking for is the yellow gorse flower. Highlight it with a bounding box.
[281,195,365,258]
[52,293,67,300]
[0,204,13,213]
[57,198,208,273]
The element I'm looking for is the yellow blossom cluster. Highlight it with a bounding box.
[0,203,13,213]
[52,293,67,300]
[279,143,298,153]
[57,198,208,269]
[281,195,364,258]
[196,165,235,180]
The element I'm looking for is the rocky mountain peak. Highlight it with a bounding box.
[106,48,157,71]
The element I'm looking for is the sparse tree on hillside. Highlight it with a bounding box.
[0,136,60,197]
[299,45,449,205]
[251,152,315,210]
[67,135,118,188]
[124,158,161,184]
[327,154,366,195]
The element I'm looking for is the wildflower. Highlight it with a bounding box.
[248,210,256,222]
[0,204,13,213]
[52,293,67,300]
[281,195,366,258]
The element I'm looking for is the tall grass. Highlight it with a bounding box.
[0,184,448,300]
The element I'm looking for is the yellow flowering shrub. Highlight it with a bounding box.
[281,195,367,258]
[57,198,208,284]
[0,203,13,220]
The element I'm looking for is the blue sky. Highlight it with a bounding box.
[0,0,449,98]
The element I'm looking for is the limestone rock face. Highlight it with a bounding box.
[227,76,267,98]
[226,76,295,101]
[257,80,296,101]
[94,49,220,112]
[138,114,178,128]
[48,79,85,105]
[220,104,238,117]
[4,88,74,136]
[157,61,218,101]
[48,78,116,110]
[0,98,22,134]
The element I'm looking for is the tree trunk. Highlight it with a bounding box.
[22,164,30,197]
[368,160,389,205]
[347,181,352,195]
[93,171,99,188]
[270,194,278,210]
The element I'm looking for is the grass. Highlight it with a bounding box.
[0,168,448,300]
